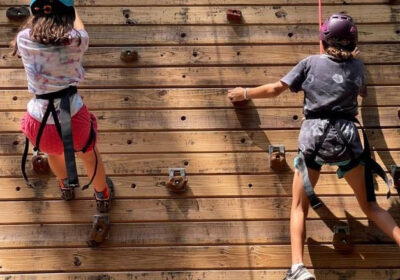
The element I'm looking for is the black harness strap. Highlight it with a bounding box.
[296,152,324,209]
[21,86,97,190]
[58,89,79,189]
[296,112,392,208]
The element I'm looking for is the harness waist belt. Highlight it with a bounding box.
[296,112,392,209]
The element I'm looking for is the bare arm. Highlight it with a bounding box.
[73,9,85,30]
[227,81,289,102]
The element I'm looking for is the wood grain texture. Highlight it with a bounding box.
[0,196,398,224]
[2,66,400,88]
[1,86,399,110]
[0,245,399,273]
[1,151,399,176]
[2,6,399,25]
[1,270,400,280]
[0,108,398,132]
[0,0,397,6]
[1,129,398,155]
[2,45,400,68]
[0,219,394,248]
[1,25,399,46]
[0,172,394,200]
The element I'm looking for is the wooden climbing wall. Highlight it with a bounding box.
[0,0,400,279]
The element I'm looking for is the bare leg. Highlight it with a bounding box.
[77,147,108,193]
[47,153,67,181]
[344,165,400,246]
[291,168,320,264]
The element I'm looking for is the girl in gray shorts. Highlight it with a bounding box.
[228,13,399,280]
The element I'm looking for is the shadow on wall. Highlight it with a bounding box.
[361,69,397,189]
[308,200,400,280]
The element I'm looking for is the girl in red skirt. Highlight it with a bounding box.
[12,0,113,213]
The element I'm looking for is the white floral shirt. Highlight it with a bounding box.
[17,28,89,123]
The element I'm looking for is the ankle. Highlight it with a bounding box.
[95,186,109,199]
[291,262,304,272]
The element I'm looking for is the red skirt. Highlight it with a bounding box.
[21,105,98,155]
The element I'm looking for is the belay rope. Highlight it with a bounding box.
[21,86,98,191]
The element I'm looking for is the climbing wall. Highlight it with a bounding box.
[0,0,400,279]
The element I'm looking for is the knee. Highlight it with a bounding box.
[291,197,309,214]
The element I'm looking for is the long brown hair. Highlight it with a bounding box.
[325,46,353,60]
[11,3,78,56]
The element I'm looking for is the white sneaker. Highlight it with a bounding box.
[283,265,316,280]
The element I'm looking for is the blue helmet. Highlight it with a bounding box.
[30,0,74,7]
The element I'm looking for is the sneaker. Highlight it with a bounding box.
[283,265,315,280]
[94,177,114,213]
[59,179,75,201]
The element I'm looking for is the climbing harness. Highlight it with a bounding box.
[21,86,98,195]
[296,113,392,209]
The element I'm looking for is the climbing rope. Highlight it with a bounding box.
[319,0,324,54]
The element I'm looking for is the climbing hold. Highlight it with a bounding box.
[269,145,287,171]
[32,148,50,174]
[87,214,110,247]
[333,225,354,254]
[227,9,242,24]
[120,50,138,63]
[166,168,188,193]
[6,7,30,22]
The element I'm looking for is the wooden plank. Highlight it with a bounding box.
[0,245,399,273]
[1,25,399,46]
[0,0,396,6]
[1,151,399,176]
[0,107,398,133]
[0,172,394,200]
[1,86,399,110]
[2,45,400,68]
[2,6,399,25]
[2,270,400,280]
[2,66,400,88]
[0,220,394,248]
[0,196,398,224]
[1,129,398,155]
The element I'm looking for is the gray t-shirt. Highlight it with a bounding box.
[281,54,365,163]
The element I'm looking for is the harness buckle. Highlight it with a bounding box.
[166,168,188,193]
[309,194,324,210]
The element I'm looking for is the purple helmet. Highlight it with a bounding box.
[320,13,358,51]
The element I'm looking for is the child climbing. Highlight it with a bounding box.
[228,14,400,280]
[12,0,114,213]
